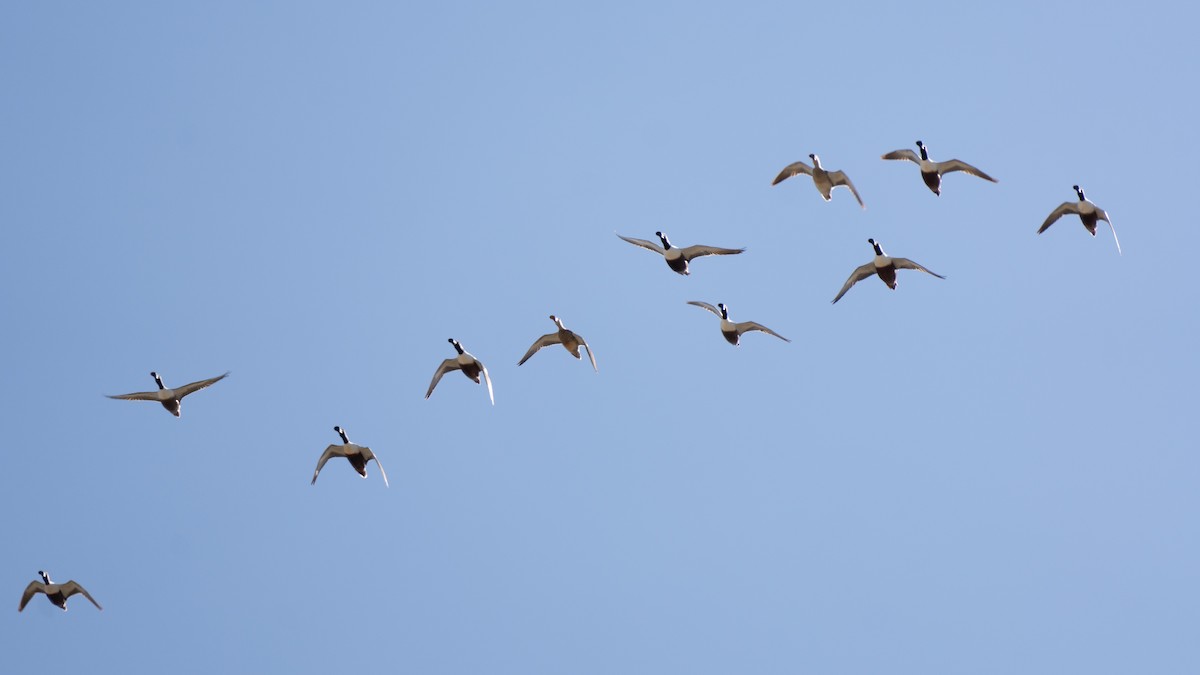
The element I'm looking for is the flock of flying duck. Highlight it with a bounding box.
[617,141,1119,309]
[19,140,1120,613]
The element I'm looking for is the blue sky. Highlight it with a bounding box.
[3,2,1197,673]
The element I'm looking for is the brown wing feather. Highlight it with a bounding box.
[18,581,45,611]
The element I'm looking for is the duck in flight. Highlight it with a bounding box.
[880,140,997,195]
[617,232,744,276]
[311,426,389,487]
[426,339,494,405]
[106,371,229,417]
[518,315,598,371]
[19,571,102,612]
[832,239,945,304]
[1038,185,1121,255]
[772,153,865,209]
[686,301,790,346]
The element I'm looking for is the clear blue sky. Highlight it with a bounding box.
[3,2,1197,673]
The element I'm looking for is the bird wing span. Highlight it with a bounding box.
[18,581,45,611]
[361,447,389,488]
[881,148,920,163]
[616,234,665,254]
[311,445,342,484]
[425,358,462,399]
[679,245,745,262]
[479,361,495,406]
[1039,202,1079,234]
[740,322,790,343]
[175,371,230,398]
[106,390,161,401]
[517,332,561,366]
[61,581,102,610]
[892,258,946,279]
[1097,208,1122,255]
[686,300,723,318]
[832,262,878,304]
[829,171,866,209]
[772,160,813,185]
[579,338,598,372]
[937,159,997,182]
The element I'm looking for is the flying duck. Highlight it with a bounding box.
[426,338,494,405]
[832,238,945,304]
[1038,185,1121,254]
[880,140,997,195]
[106,371,229,417]
[518,315,598,371]
[19,571,102,612]
[311,426,389,487]
[617,232,744,276]
[686,301,790,346]
[772,153,866,209]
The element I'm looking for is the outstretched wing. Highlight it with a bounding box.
[616,233,665,254]
[892,258,946,279]
[1038,201,1080,234]
[679,245,745,262]
[739,321,790,343]
[937,159,997,183]
[425,358,462,399]
[311,444,342,485]
[18,581,45,612]
[106,390,161,402]
[517,332,562,366]
[686,300,723,318]
[175,371,230,398]
[360,447,389,488]
[60,581,102,611]
[828,171,866,209]
[478,361,495,406]
[881,148,920,163]
[1096,208,1121,255]
[832,262,878,304]
[578,337,598,373]
[772,160,813,185]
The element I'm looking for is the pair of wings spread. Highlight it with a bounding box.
[832,258,945,304]
[880,148,998,183]
[686,301,789,342]
[20,581,102,611]
[518,331,598,372]
[772,161,865,208]
[312,443,389,488]
[616,235,744,263]
[1040,201,1121,254]
[106,372,230,401]
[426,357,494,405]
